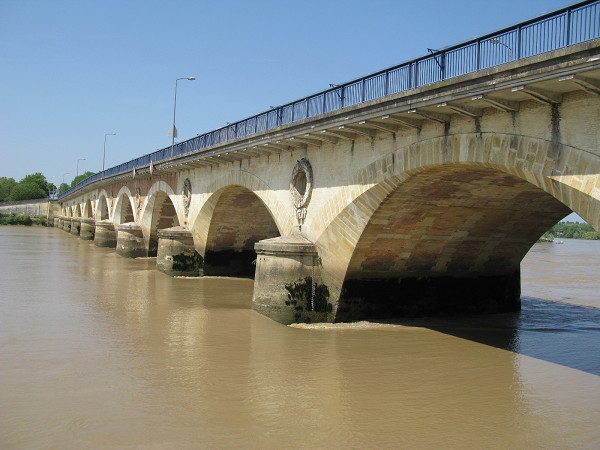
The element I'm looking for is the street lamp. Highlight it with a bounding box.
[171,76,196,157]
[77,158,86,178]
[102,132,117,175]
[491,38,513,61]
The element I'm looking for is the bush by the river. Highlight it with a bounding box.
[541,221,600,241]
[0,214,47,226]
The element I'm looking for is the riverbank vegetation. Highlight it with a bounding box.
[540,221,599,241]
[0,213,46,226]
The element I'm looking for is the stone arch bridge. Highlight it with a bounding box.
[58,41,600,324]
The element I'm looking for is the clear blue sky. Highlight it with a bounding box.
[0,0,578,186]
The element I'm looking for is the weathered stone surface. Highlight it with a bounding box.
[70,219,81,236]
[253,235,331,324]
[79,218,95,241]
[156,227,201,277]
[94,220,117,248]
[116,222,147,258]
[63,218,71,232]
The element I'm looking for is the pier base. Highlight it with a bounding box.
[253,235,331,324]
[156,227,201,277]
[63,218,71,232]
[70,219,81,236]
[116,222,147,258]
[94,220,117,248]
[79,218,95,241]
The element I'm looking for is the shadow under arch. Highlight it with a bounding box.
[95,191,110,221]
[313,132,599,322]
[140,181,179,256]
[112,186,135,225]
[82,199,93,219]
[192,182,282,278]
[74,204,82,218]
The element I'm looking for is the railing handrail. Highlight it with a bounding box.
[59,0,600,199]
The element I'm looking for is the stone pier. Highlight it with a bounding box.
[156,227,201,277]
[94,220,117,248]
[116,222,147,258]
[79,218,95,241]
[253,235,331,324]
[70,218,81,236]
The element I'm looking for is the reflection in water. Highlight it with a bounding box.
[0,228,599,448]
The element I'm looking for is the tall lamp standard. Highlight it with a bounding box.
[171,76,195,157]
[76,158,86,178]
[102,132,117,176]
[61,172,70,195]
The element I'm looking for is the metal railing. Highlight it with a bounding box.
[60,0,599,199]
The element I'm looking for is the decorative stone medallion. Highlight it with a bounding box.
[182,178,192,217]
[290,158,313,229]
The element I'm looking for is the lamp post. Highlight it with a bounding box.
[491,38,513,61]
[171,76,195,157]
[61,172,70,195]
[102,132,117,175]
[76,158,86,178]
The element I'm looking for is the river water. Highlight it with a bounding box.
[1,226,599,449]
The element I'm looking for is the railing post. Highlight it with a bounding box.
[565,9,571,46]
[384,71,389,96]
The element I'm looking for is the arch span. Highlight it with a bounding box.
[140,181,179,256]
[112,186,135,225]
[314,133,600,321]
[192,179,282,277]
[95,191,110,221]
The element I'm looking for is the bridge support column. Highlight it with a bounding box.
[79,218,95,241]
[253,235,333,325]
[53,218,59,228]
[63,218,71,232]
[116,222,147,258]
[94,220,117,248]
[156,227,201,277]
[70,219,81,236]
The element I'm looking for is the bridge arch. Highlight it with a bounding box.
[140,181,179,256]
[191,170,286,277]
[313,132,600,321]
[82,199,93,218]
[74,204,82,218]
[112,186,136,225]
[95,190,111,221]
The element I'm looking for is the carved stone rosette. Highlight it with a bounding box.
[290,158,313,230]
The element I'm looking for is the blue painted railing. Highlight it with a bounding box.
[60,0,600,199]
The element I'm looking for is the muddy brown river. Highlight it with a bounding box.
[1,226,599,448]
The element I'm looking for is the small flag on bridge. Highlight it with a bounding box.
[149,160,154,175]
[132,167,136,178]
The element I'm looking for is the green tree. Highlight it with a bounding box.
[20,172,51,196]
[0,177,17,202]
[7,182,47,201]
[70,171,95,188]
[58,183,70,195]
